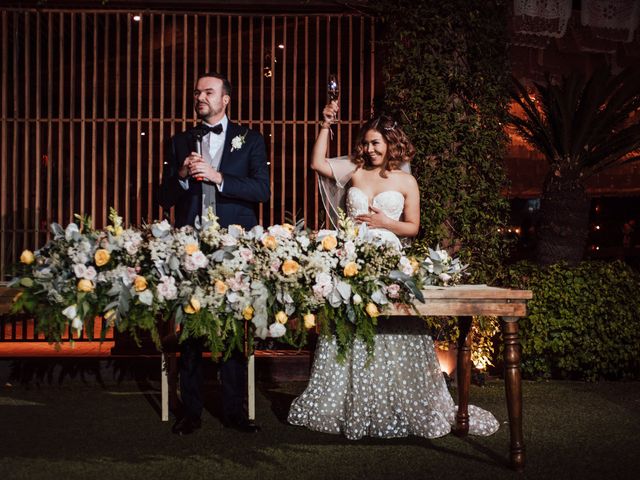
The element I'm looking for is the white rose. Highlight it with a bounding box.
[151,220,172,238]
[269,322,286,338]
[73,264,87,279]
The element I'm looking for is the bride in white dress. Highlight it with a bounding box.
[287,102,499,439]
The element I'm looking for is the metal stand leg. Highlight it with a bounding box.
[247,354,255,422]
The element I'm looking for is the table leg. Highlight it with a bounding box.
[502,316,525,471]
[454,315,473,436]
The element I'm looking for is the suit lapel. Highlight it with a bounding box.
[219,121,239,172]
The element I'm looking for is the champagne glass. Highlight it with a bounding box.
[327,74,339,122]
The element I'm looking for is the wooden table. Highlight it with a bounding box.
[387,285,533,471]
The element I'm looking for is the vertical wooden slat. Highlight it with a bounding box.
[136,14,143,224]
[80,13,87,218]
[258,16,265,226]
[125,14,132,225]
[57,12,64,226]
[193,12,198,111]
[314,16,321,229]
[237,15,242,122]
[359,16,365,129]
[205,15,210,72]
[23,12,30,247]
[101,13,109,226]
[148,13,155,223]
[114,13,121,217]
[13,11,21,256]
[46,12,53,238]
[350,16,362,152]
[303,16,309,227]
[248,17,254,130]
[216,16,221,72]
[181,15,188,132]
[1,11,7,278]
[227,16,232,118]
[69,12,76,224]
[90,12,98,226]
[370,17,375,118]
[35,12,42,244]
[280,17,287,221]
[269,16,275,225]
[292,17,299,223]
[170,13,176,139]
[336,16,341,155]
[158,13,166,220]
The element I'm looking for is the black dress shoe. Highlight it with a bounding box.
[172,416,202,435]
[223,418,261,433]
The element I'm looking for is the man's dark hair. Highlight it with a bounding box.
[197,71,232,97]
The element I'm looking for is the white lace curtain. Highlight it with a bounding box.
[513,0,640,44]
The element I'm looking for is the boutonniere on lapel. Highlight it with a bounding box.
[230,130,248,152]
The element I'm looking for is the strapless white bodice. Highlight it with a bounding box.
[346,187,405,249]
[346,187,404,221]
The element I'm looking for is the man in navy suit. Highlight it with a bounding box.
[159,72,269,435]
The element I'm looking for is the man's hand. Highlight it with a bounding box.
[186,152,223,184]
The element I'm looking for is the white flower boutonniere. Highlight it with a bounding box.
[230,131,248,152]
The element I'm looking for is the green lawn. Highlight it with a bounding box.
[0,359,639,479]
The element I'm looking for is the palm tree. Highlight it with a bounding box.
[508,67,640,265]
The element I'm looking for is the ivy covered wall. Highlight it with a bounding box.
[374,0,512,283]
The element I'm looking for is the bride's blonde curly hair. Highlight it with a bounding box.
[350,115,416,177]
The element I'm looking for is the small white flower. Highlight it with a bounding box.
[352,293,362,305]
[230,132,247,152]
[138,289,154,306]
[65,223,80,241]
[269,322,286,338]
[62,304,78,320]
[71,317,84,332]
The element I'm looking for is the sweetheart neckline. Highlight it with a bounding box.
[349,186,404,204]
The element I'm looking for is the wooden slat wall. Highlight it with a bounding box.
[0,9,377,279]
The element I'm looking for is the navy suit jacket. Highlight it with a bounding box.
[159,121,270,229]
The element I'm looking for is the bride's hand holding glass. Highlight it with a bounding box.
[321,101,339,126]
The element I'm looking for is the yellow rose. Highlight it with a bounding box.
[343,261,358,277]
[242,305,255,321]
[262,235,277,250]
[20,249,35,265]
[303,312,316,329]
[275,311,288,325]
[410,257,420,273]
[94,249,110,267]
[184,243,199,255]
[365,302,380,318]
[214,279,228,295]
[281,259,300,275]
[321,235,338,251]
[77,279,94,292]
[282,223,295,233]
[134,275,148,292]
[183,297,201,314]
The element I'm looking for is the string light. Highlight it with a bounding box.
[133,15,141,22]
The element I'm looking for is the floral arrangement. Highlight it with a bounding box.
[11,209,466,360]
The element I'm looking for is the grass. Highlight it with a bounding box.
[0,359,639,479]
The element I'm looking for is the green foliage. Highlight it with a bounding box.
[374,0,512,284]
[500,261,640,381]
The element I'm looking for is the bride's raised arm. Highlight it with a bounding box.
[310,101,340,179]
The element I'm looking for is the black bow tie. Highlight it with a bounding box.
[201,124,223,135]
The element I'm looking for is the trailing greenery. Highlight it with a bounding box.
[499,261,640,381]
[374,0,512,285]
